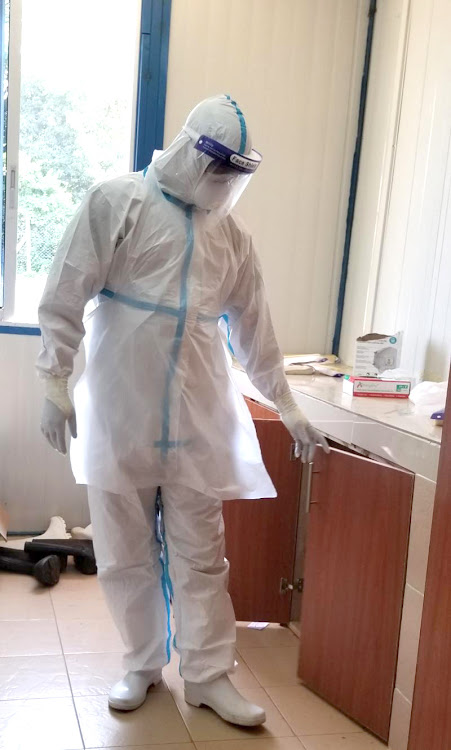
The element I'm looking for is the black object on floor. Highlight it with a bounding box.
[24,538,97,575]
[0,547,61,586]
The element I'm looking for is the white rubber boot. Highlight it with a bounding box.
[0,516,71,551]
[108,669,163,711]
[70,523,93,540]
[184,674,266,726]
[35,516,71,539]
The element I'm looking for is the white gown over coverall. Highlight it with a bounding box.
[37,94,294,681]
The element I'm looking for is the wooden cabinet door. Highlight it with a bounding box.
[408,376,450,750]
[298,448,414,741]
[223,398,303,624]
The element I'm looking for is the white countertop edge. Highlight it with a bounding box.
[232,368,440,482]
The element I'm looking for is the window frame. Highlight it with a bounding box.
[134,0,172,172]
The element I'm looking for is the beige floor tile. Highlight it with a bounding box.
[89,746,195,750]
[299,733,386,749]
[232,653,261,689]
[66,651,168,696]
[0,654,71,699]
[0,570,48,594]
[52,592,111,620]
[0,589,54,619]
[58,618,125,654]
[0,697,83,750]
[236,623,299,651]
[50,569,103,595]
[168,682,293,742]
[240,647,300,687]
[75,693,190,747]
[66,651,124,696]
[195,738,305,750]
[266,687,361,737]
[0,618,61,657]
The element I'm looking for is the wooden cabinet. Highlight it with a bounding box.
[408,375,451,750]
[298,448,414,741]
[223,398,303,624]
[223,396,416,741]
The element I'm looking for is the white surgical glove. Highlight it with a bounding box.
[275,391,330,463]
[40,377,77,455]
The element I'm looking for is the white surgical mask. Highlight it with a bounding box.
[193,174,236,211]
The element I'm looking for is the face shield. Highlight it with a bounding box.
[183,125,262,217]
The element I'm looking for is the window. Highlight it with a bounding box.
[1,0,141,323]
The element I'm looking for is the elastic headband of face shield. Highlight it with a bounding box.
[183,125,263,176]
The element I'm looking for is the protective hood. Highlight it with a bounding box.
[151,94,255,209]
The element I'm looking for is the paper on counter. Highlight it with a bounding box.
[284,354,340,376]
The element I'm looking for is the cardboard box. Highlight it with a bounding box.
[354,332,402,377]
[343,375,411,398]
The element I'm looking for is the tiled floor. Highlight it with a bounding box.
[0,567,386,750]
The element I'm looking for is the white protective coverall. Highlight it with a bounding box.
[37,95,317,684]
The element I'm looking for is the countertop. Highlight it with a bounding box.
[232,367,442,482]
[285,372,442,445]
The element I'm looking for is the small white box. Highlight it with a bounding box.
[354,332,402,377]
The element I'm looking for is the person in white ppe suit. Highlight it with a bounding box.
[37,94,329,726]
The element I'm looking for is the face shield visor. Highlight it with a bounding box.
[183,125,262,217]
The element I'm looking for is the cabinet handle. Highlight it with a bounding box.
[305,461,314,513]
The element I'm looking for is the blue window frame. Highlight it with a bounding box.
[134,0,172,172]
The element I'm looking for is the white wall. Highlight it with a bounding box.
[0,335,89,532]
[341,0,451,381]
[164,0,368,354]
[339,0,409,364]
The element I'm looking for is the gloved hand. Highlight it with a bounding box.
[40,377,77,455]
[275,391,330,463]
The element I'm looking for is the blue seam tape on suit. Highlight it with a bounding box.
[225,94,247,154]
[155,494,173,664]
[100,288,180,317]
[158,203,194,458]
[158,555,172,663]
[156,489,175,665]
[162,191,193,210]
[221,313,235,355]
